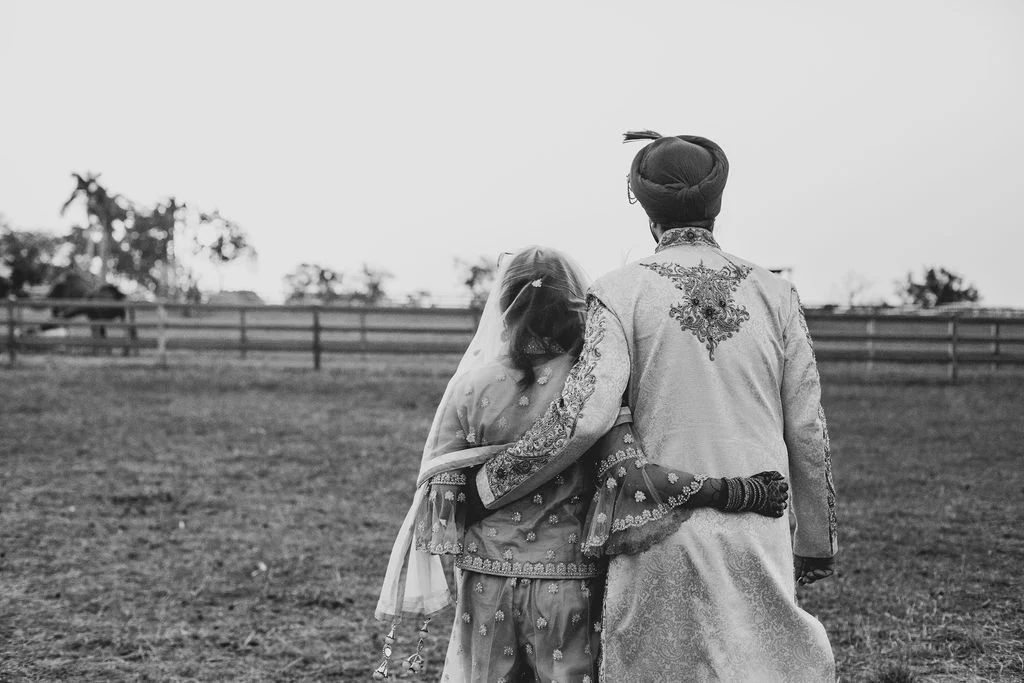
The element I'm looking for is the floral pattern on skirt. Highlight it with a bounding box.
[441,568,602,683]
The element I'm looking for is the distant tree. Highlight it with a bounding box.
[61,203,175,295]
[456,255,497,309]
[284,263,346,303]
[898,266,980,308]
[60,172,129,281]
[59,176,256,300]
[405,289,434,307]
[349,264,393,306]
[194,209,257,291]
[0,218,67,295]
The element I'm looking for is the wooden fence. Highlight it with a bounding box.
[3,298,1024,380]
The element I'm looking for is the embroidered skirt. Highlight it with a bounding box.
[441,568,602,683]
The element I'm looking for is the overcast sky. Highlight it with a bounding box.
[1,0,1021,305]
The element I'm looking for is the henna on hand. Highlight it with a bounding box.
[715,471,789,517]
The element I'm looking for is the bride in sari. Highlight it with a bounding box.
[375,246,789,682]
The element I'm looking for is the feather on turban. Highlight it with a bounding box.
[625,131,729,227]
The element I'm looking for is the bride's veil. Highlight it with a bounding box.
[417,246,591,479]
[376,245,591,623]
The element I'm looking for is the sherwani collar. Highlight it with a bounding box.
[655,227,720,252]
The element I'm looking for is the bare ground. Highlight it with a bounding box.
[1,357,1022,682]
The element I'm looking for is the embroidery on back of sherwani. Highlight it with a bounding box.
[483,298,607,499]
[641,260,753,360]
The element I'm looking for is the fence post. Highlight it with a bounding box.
[865,317,876,373]
[127,306,138,357]
[991,322,1000,373]
[312,309,322,370]
[359,310,367,344]
[6,297,16,366]
[239,308,248,360]
[157,304,168,368]
[948,317,959,384]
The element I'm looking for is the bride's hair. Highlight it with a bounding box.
[499,247,588,386]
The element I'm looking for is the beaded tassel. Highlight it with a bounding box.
[372,622,397,680]
[403,618,430,676]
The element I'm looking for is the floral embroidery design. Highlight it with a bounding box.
[455,555,601,579]
[641,260,753,360]
[431,471,466,486]
[597,446,646,478]
[609,475,708,534]
[655,226,720,252]
[484,298,608,499]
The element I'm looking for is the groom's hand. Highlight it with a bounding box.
[794,555,835,586]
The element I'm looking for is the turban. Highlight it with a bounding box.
[625,130,729,226]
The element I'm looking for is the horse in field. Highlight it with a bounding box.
[34,273,139,356]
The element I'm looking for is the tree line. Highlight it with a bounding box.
[0,172,254,302]
[1,175,981,308]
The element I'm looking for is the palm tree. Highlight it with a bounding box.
[60,172,128,281]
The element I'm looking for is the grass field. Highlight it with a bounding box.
[1,357,1022,682]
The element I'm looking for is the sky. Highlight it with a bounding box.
[1,0,1022,305]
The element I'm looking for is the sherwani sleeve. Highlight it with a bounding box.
[781,286,838,559]
[476,294,631,509]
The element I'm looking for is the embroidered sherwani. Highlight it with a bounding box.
[477,227,837,682]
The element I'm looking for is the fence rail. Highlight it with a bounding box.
[4,298,1024,379]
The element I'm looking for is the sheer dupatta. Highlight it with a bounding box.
[375,247,591,623]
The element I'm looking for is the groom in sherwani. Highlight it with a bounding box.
[476,132,837,681]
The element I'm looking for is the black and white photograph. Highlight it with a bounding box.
[1,1,1022,681]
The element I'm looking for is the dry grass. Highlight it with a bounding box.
[1,357,1022,681]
